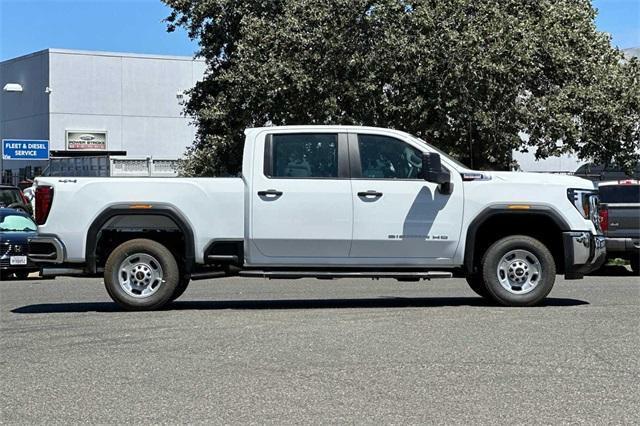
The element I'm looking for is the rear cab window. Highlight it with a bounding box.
[599,185,640,204]
[0,188,22,206]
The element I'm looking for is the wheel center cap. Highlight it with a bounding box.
[135,271,145,281]
[515,268,525,276]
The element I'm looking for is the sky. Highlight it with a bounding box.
[0,0,639,61]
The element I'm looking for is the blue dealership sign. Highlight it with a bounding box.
[2,139,50,160]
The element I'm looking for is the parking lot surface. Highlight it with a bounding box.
[1,274,639,424]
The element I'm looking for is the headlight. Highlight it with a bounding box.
[567,188,601,230]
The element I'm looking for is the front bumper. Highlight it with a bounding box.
[1,239,39,273]
[563,232,606,279]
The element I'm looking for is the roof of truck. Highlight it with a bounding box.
[247,125,404,132]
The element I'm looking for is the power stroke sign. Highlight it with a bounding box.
[2,139,50,160]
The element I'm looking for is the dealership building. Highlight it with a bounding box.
[1,48,205,183]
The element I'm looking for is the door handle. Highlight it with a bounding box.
[357,190,383,198]
[257,189,283,197]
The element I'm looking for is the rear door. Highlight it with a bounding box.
[247,131,353,265]
[348,133,464,264]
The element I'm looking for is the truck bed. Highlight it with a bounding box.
[35,177,245,263]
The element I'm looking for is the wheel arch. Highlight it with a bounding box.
[464,205,570,275]
[85,203,195,274]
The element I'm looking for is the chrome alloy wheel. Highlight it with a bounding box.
[118,253,164,298]
[496,249,541,295]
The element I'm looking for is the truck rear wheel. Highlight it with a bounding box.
[104,239,179,310]
[170,276,191,302]
[481,235,556,307]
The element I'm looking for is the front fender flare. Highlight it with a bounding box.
[463,205,570,274]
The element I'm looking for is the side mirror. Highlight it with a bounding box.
[422,152,447,184]
[421,152,454,194]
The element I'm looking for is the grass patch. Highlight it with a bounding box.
[607,258,630,266]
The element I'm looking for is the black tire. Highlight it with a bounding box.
[481,235,556,307]
[104,239,180,310]
[14,271,30,280]
[630,255,640,276]
[465,273,490,298]
[170,275,191,301]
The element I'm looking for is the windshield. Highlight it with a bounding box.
[0,214,37,232]
[409,136,469,170]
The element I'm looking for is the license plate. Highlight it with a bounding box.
[10,256,27,266]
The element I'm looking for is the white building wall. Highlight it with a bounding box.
[48,49,205,157]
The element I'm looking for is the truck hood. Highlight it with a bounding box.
[484,171,595,190]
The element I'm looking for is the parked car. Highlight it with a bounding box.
[575,162,640,181]
[598,179,640,274]
[29,126,604,310]
[0,208,39,280]
[0,185,33,215]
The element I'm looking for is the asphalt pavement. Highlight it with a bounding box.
[1,273,639,424]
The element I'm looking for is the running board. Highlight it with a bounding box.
[238,270,453,280]
[42,268,85,277]
[206,255,239,264]
[190,270,227,280]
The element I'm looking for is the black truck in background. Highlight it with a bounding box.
[598,179,640,274]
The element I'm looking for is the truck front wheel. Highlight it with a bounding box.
[104,239,179,310]
[481,235,556,307]
[465,274,490,299]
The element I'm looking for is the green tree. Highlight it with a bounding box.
[164,0,639,175]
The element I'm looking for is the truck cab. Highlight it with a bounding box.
[242,128,464,267]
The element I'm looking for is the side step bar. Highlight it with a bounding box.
[238,270,453,280]
[42,268,85,277]
[206,255,239,264]
[190,270,227,281]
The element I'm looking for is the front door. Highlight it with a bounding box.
[349,133,464,264]
[248,131,352,265]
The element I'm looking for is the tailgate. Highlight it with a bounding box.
[605,204,640,238]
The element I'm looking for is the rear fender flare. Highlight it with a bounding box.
[85,203,195,273]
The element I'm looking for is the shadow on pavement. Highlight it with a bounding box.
[12,296,589,314]
[589,265,635,277]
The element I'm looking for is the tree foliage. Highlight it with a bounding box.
[164,0,640,175]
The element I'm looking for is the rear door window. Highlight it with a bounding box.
[267,133,339,178]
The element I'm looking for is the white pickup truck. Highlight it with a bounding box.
[29,126,605,309]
